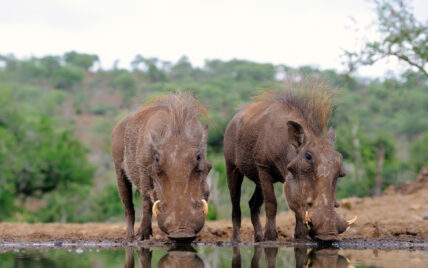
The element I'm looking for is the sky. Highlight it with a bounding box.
[1,0,427,78]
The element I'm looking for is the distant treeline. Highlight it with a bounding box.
[0,52,427,222]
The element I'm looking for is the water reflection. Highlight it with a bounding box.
[1,245,427,267]
[125,245,203,268]
[294,247,350,268]
[232,246,350,268]
[232,246,278,268]
[125,245,350,268]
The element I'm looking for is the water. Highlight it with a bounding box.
[1,244,427,268]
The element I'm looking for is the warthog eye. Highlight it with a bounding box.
[195,153,203,171]
[154,150,160,164]
[304,152,312,161]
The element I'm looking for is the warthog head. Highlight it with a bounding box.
[285,121,356,241]
[145,119,211,242]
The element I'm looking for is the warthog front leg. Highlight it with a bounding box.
[258,168,278,241]
[249,186,264,242]
[137,175,153,240]
[226,163,244,242]
[115,166,135,239]
[294,214,309,240]
[137,193,153,240]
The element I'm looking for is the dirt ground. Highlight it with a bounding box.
[1,171,428,245]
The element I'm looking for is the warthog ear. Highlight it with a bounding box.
[142,130,158,166]
[198,124,208,152]
[202,124,208,144]
[145,130,158,153]
[287,121,306,149]
[326,126,335,147]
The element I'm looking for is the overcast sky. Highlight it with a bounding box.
[1,0,427,77]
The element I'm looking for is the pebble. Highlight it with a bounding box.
[421,212,428,220]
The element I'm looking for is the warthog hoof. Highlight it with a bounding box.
[263,229,278,241]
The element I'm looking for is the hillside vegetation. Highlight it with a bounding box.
[0,52,427,222]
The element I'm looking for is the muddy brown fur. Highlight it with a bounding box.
[224,79,351,242]
[111,92,212,241]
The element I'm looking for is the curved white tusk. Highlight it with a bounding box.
[305,211,311,230]
[152,200,160,219]
[347,216,357,226]
[202,199,208,217]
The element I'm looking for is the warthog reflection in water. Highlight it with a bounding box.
[125,246,350,268]
[294,247,350,268]
[232,246,278,268]
[232,246,350,268]
[125,246,203,268]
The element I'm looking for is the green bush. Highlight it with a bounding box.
[410,131,428,172]
[0,85,94,221]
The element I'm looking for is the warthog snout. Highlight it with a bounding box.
[304,210,357,241]
[152,199,208,219]
[153,199,208,242]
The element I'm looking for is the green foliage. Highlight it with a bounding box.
[409,131,428,172]
[89,103,115,115]
[91,184,124,222]
[206,201,218,221]
[131,55,168,82]
[64,51,99,70]
[0,83,94,221]
[52,65,85,89]
[345,0,428,77]
[335,124,399,197]
[1,51,427,223]
[110,70,137,105]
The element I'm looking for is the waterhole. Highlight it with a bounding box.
[1,241,427,267]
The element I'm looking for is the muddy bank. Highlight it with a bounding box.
[1,183,427,245]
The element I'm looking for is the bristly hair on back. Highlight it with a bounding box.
[252,77,335,136]
[133,91,208,135]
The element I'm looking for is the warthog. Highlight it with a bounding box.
[125,247,204,268]
[224,82,356,242]
[111,92,211,242]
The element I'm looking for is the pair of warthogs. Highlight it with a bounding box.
[111,88,357,243]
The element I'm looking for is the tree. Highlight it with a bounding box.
[52,65,85,89]
[344,0,428,77]
[130,55,167,82]
[170,56,193,81]
[64,51,99,70]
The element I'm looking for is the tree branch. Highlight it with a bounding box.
[389,51,428,77]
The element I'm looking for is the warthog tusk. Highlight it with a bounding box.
[152,200,160,219]
[305,211,311,230]
[344,216,358,232]
[202,199,208,217]
[347,216,357,226]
